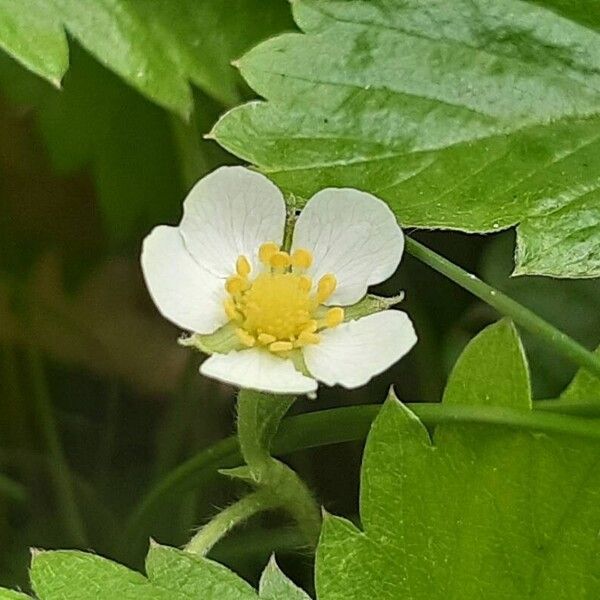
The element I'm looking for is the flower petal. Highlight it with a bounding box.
[200,349,317,394]
[141,225,227,333]
[180,166,287,277]
[303,311,416,388]
[292,188,404,305]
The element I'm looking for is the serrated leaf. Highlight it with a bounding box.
[0,0,292,115]
[316,320,600,599]
[30,550,187,600]
[259,556,311,600]
[561,346,600,404]
[214,0,600,278]
[145,544,257,599]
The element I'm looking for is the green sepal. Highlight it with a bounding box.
[343,293,404,322]
[179,323,244,355]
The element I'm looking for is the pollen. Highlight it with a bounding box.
[224,244,344,354]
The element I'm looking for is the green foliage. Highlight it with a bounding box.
[0,546,307,599]
[214,0,600,278]
[316,320,600,598]
[0,0,293,116]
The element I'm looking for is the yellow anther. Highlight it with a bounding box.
[259,242,279,265]
[269,340,294,352]
[269,251,291,270]
[298,275,312,292]
[291,248,313,270]
[325,307,344,328]
[302,320,318,334]
[224,298,242,321]
[317,274,337,303]
[236,255,251,278]
[296,330,320,346]
[226,275,249,296]
[236,328,256,347]
[258,333,277,345]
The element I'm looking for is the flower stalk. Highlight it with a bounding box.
[405,237,600,380]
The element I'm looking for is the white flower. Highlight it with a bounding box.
[141,166,417,395]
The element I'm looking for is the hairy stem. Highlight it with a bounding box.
[235,391,322,547]
[405,237,600,380]
[123,399,600,558]
[184,488,278,556]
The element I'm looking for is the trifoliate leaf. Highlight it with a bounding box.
[316,320,600,599]
[214,0,600,278]
[0,0,293,115]
[259,556,311,600]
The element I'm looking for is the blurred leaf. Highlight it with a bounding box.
[480,233,600,397]
[316,320,600,598]
[214,0,600,278]
[0,0,68,86]
[0,254,186,394]
[0,47,184,246]
[0,0,293,115]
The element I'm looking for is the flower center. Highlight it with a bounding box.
[224,242,344,354]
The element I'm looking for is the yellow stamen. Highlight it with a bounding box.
[317,274,337,303]
[291,248,313,270]
[298,275,312,292]
[236,328,256,347]
[302,320,318,334]
[236,255,251,278]
[325,307,344,328]
[269,340,294,352]
[295,330,320,347]
[269,251,291,270]
[224,298,242,321]
[259,242,279,265]
[258,333,277,345]
[226,275,249,295]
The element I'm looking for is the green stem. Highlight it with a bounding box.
[405,237,600,380]
[27,347,88,547]
[184,488,278,556]
[235,391,322,548]
[123,399,600,556]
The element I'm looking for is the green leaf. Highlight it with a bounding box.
[0,589,32,599]
[145,544,257,599]
[0,0,293,115]
[316,320,600,599]
[561,346,600,404]
[259,556,311,600]
[214,0,600,278]
[0,0,68,86]
[30,550,187,600]
[443,319,531,410]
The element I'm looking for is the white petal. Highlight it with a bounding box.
[180,166,286,277]
[141,225,227,333]
[200,349,317,394]
[303,311,416,388]
[292,188,404,305]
